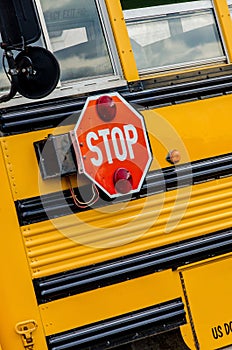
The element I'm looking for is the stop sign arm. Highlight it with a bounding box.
[34,93,153,200]
[69,130,84,174]
[73,92,153,198]
[34,132,78,180]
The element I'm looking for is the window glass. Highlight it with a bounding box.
[0,49,12,92]
[124,2,225,73]
[227,0,232,14]
[39,0,114,82]
[121,0,199,10]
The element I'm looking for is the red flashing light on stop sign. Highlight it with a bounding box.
[114,168,133,194]
[96,95,116,122]
[73,92,152,198]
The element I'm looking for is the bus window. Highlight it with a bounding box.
[121,0,199,10]
[0,0,123,101]
[227,0,232,14]
[0,42,12,92]
[38,0,115,82]
[122,0,226,74]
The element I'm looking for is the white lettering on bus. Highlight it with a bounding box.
[86,131,103,166]
[86,124,138,166]
[111,127,127,162]
[123,124,138,159]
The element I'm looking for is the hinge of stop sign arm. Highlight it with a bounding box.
[34,132,79,180]
[69,130,84,174]
[15,320,38,350]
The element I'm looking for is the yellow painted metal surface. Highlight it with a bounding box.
[0,125,81,200]
[39,269,182,336]
[214,0,232,62]
[0,144,47,350]
[105,0,139,82]
[1,2,232,349]
[23,176,232,278]
[2,94,232,201]
[180,255,232,350]
[145,94,232,169]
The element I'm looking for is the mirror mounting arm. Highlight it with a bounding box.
[0,47,18,103]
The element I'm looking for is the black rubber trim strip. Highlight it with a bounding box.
[0,97,86,135]
[2,66,232,135]
[46,298,186,350]
[124,71,232,107]
[16,153,232,226]
[34,228,232,304]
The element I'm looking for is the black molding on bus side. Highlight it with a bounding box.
[1,66,232,135]
[125,66,232,107]
[16,153,232,226]
[34,228,232,304]
[46,298,186,350]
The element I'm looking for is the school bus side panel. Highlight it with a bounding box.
[0,140,48,350]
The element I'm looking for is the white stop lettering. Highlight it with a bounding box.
[86,124,138,166]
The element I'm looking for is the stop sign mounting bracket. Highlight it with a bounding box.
[34,133,78,180]
[34,92,152,200]
[69,130,84,174]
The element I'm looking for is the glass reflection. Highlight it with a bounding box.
[40,0,113,81]
[126,9,224,72]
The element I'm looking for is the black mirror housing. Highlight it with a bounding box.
[0,0,41,48]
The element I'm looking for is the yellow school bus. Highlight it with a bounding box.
[0,0,232,349]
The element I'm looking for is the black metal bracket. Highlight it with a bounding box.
[34,133,77,180]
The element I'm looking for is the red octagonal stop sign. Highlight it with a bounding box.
[72,92,152,198]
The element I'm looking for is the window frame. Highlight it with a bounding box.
[31,0,126,98]
[123,0,228,75]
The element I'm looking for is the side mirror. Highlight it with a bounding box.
[0,0,41,48]
[0,0,60,102]
[15,46,60,99]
